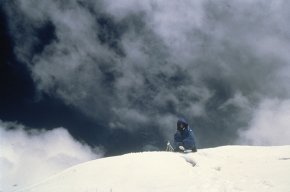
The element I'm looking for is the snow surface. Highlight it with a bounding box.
[16,145,290,192]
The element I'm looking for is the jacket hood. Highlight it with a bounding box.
[178,118,188,125]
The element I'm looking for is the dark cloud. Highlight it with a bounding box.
[1,0,290,156]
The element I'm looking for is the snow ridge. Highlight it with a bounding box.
[16,146,290,192]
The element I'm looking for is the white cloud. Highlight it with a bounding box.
[238,99,290,145]
[0,120,103,192]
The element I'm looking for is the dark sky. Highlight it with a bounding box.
[1,0,290,157]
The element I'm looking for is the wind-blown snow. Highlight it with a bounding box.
[15,145,290,192]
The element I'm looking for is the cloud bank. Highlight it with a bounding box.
[3,0,290,147]
[0,120,102,191]
[238,99,290,145]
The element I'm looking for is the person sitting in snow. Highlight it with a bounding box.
[174,118,197,152]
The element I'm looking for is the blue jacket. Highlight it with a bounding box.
[174,127,196,150]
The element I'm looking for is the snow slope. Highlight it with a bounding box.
[16,146,290,192]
